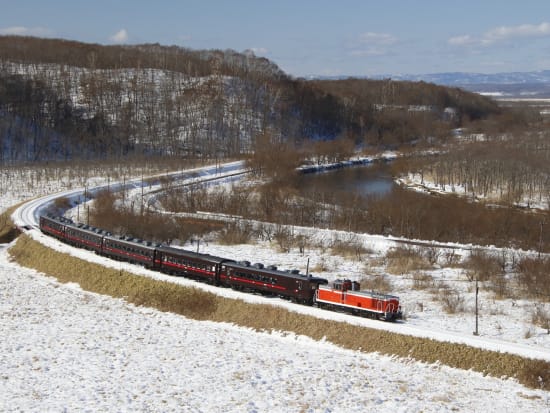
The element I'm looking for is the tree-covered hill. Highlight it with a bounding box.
[0,36,513,162]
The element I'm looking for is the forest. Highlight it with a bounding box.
[0,35,516,162]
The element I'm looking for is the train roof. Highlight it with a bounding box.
[224,260,328,284]
[70,222,112,237]
[104,234,158,249]
[155,244,229,264]
[41,214,73,225]
[346,290,400,301]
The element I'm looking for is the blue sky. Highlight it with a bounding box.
[2,0,550,77]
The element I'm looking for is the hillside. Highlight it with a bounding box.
[0,36,509,163]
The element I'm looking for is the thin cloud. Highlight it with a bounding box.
[482,22,550,44]
[358,32,397,45]
[448,35,476,46]
[0,26,53,37]
[349,31,397,58]
[349,48,388,57]
[449,22,550,47]
[109,29,128,43]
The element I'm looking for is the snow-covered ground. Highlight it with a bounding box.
[2,165,550,411]
[397,170,550,210]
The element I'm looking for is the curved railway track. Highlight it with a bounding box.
[9,159,550,362]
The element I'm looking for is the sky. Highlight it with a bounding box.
[2,0,550,77]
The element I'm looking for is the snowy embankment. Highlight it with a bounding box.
[2,162,550,411]
[3,243,548,412]
[397,171,550,211]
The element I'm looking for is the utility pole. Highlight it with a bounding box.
[141,171,144,216]
[539,219,545,260]
[473,278,479,336]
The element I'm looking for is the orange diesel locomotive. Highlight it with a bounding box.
[315,279,402,321]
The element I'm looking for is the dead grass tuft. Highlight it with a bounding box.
[531,306,550,334]
[216,222,254,245]
[412,271,434,290]
[358,274,393,294]
[432,282,465,314]
[0,205,22,243]
[330,236,372,261]
[385,245,432,275]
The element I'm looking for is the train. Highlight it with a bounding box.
[39,214,402,321]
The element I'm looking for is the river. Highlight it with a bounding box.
[295,161,396,199]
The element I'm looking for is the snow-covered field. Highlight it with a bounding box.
[2,165,550,412]
[397,172,550,210]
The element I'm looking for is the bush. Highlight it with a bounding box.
[217,221,254,245]
[516,257,550,299]
[358,274,393,294]
[385,245,432,274]
[434,283,464,314]
[330,235,372,261]
[412,271,433,290]
[273,225,293,252]
[464,249,503,282]
[532,305,550,334]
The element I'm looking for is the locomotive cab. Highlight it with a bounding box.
[332,279,360,292]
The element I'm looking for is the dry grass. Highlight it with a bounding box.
[464,249,513,299]
[310,257,329,273]
[0,206,21,243]
[433,283,465,314]
[358,274,393,294]
[8,234,550,391]
[330,237,372,261]
[532,306,550,334]
[464,249,503,282]
[9,235,218,320]
[385,245,432,275]
[412,271,434,290]
[216,222,254,245]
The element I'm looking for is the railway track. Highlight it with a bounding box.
[11,161,248,230]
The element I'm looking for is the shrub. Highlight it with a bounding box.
[358,274,392,293]
[385,245,432,274]
[217,221,254,245]
[516,257,550,299]
[464,249,503,282]
[531,305,550,334]
[330,235,372,261]
[434,283,464,314]
[273,225,293,253]
[412,271,433,290]
[0,207,20,243]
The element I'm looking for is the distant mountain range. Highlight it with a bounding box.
[389,71,550,98]
[387,70,550,85]
[316,70,550,98]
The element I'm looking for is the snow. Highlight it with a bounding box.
[2,163,550,411]
[397,171,550,210]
